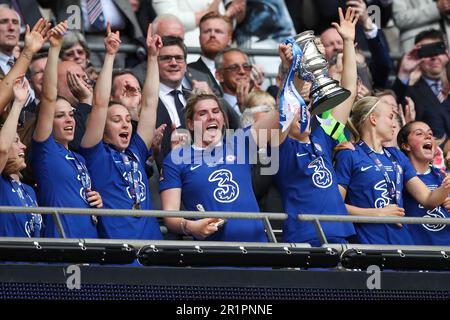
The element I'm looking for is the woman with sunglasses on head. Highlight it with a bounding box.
[31,21,102,238]
[334,97,450,245]
[0,76,42,237]
[398,122,450,245]
[273,8,358,247]
[79,24,163,240]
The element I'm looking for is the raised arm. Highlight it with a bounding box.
[330,7,358,124]
[33,21,67,142]
[81,23,121,149]
[0,19,50,113]
[252,43,293,147]
[137,24,161,149]
[0,76,28,172]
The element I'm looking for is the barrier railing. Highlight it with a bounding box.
[298,214,450,245]
[0,206,286,243]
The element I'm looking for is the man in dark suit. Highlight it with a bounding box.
[186,12,233,97]
[155,36,189,168]
[392,29,450,140]
[37,0,144,68]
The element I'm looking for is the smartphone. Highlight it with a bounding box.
[417,42,446,58]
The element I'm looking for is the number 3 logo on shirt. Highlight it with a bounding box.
[208,169,240,203]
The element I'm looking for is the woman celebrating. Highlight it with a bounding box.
[0,77,41,237]
[159,89,280,241]
[31,21,101,238]
[334,97,450,245]
[79,24,162,240]
[398,121,450,245]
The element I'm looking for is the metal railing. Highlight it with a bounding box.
[298,214,450,245]
[0,206,286,243]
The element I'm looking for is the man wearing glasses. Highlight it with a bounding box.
[156,36,189,168]
[215,47,253,118]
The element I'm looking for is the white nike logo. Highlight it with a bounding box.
[190,164,201,171]
[65,154,75,161]
[296,152,309,157]
[361,166,373,172]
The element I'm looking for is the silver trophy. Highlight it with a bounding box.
[294,30,350,115]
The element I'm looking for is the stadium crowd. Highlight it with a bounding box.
[0,0,449,247]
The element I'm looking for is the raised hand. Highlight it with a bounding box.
[24,18,52,54]
[67,71,93,104]
[404,96,416,123]
[236,79,251,111]
[146,23,162,57]
[150,123,167,157]
[331,7,358,43]
[12,75,29,106]
[48,21,68,48]
[398,46,423,81]
[170,123,189,150]
[105,22,121,55]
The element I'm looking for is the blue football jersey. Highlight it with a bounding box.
[0,176,41,237]
[31,136,98,238]
[403,167,450,245]
[335,144,416,245]
[80,134,162,240]
[159,128,267,242]
[274,127,355,244]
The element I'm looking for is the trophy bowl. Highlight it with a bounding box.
[293,31,350,115]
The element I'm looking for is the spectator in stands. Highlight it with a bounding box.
[274,7,358,247]
[111,69,142,123]
[152,0,245,48]
[398,121,450,245]
[38,0,145,68]
[28,52,47,103]
[0,5,37,124]
[152,13,185,39]
[155,36,189,168]
[321,0,393,89]
[31,21,101,238]
[215,48,253,118]
[334,96,450,245]
[393,0,450,53]
[79,23,163,240]
[0,76,42,237]
[53,61,95,152]
[131,14,185,86]
[61,31,90,70]
[391,29,450,141]
[187,12,232,97]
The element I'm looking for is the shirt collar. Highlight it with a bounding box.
[0,52,13,65]
[160,82,183,96]
[200,55,216,71]
[423,77,441,87]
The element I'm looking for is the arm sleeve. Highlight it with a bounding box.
[334,150,353,189]
[159,152,183,192]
